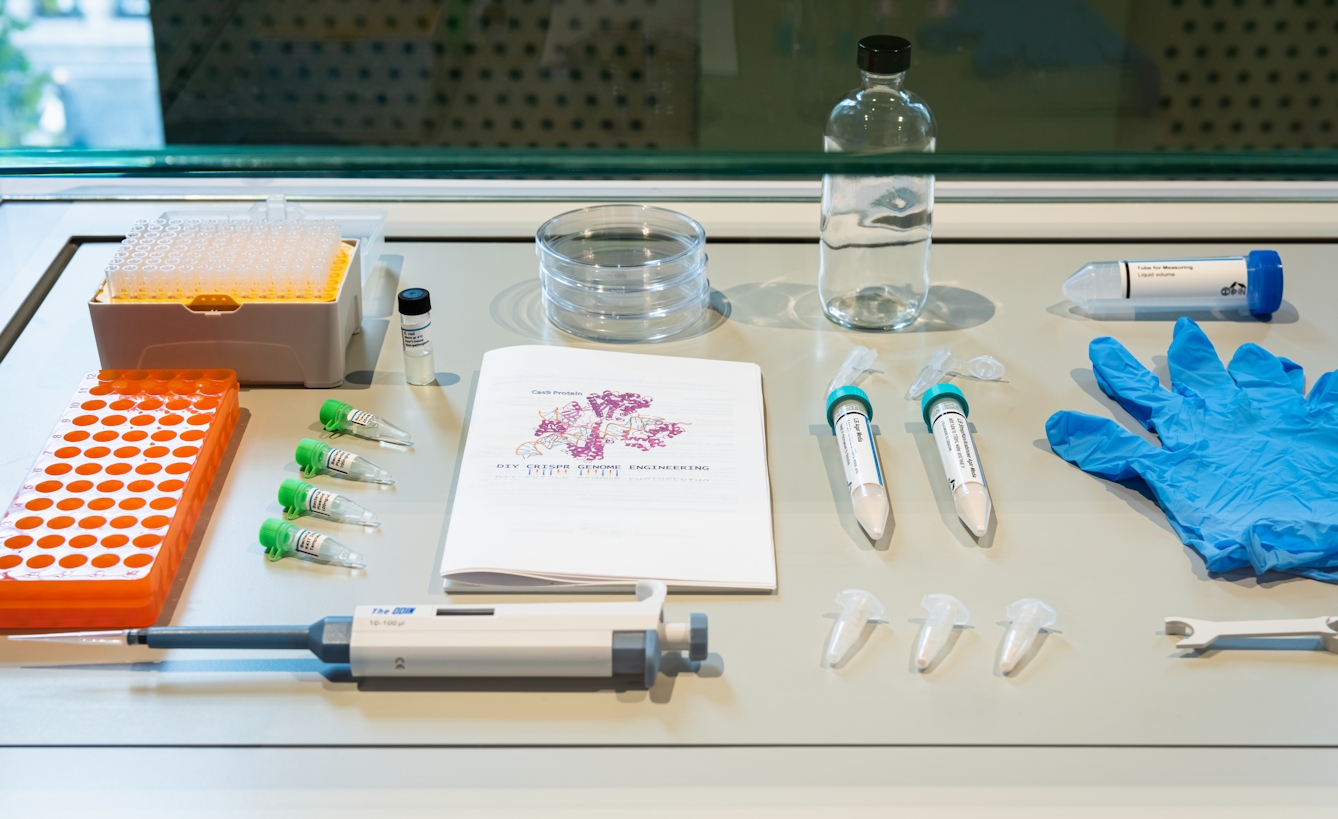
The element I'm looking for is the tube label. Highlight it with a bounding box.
[929,399,985,492]
[294,529,327,557]
[325,448,355,475]
[401,319,431,350]
[348,409,375,427]
[307,488,336,515]
[833,403,883,490]
[1123,257,1247,300]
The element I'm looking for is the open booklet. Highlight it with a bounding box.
[441,345,775,592]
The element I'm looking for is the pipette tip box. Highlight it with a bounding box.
[89,240,361,389]
[0,369,239,628]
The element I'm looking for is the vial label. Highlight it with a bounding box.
[307,489,336,515]
[402,322,431,350]
[1124,258,1248,300]
[325,448,355,475]
[929,400,985,492]
[295,529,327,557]
[348,409,375,427]
[833,404,883,490]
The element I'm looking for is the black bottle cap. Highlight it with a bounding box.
[398,287,431,316]
[857,35,912,74]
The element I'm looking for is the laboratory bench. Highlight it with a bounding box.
[2,186,1338,816]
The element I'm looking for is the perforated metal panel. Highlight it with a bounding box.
[151,0,697,148]
[1127,0,1338,150]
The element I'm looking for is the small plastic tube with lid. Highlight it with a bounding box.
[398,287,436,386]
[825,347,889,540]
[920,384,993,537]
[825,589,884,667]
[279,478,380,526]
[1062,250,1283,318]
[319,399,413,445]
[913,594,970,671]
[905,348,1005,401]
[259,518,365,569]
[295,437,394,484]
[999,598,1058,675]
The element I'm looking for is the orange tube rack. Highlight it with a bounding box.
[0,369,239,628]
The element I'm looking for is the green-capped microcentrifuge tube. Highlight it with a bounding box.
[295,438,394,484]
[319,399,413,445]
[278,478,380,526]
[259,517,365,569]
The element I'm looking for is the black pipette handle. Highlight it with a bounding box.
[126,617,353,663]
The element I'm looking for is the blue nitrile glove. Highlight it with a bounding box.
[1046,317,1338,582]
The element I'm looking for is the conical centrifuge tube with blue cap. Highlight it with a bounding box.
[921,384,993,537]
[825,588,884,667]
[914,593,970,671]
[1063,250,1283,318]
[259,518,365,569]
[905,348,1005,400]
[279,478,380,526]
[825,347,888,540]
[319,400,413,445]
[295,438,394,484]
[999,598,1058,675]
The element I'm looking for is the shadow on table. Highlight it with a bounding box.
[28,657,350,681]
[489,278,731,343]
[28,653,725,699]
[1046,299,1299,324]
[723,282,994,333]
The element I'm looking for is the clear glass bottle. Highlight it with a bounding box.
[820,35,936,331]
[398,287,436,386]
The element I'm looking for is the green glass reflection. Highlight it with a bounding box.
[2,0,1337,175]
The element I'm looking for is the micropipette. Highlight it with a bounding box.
[825,347,889,540]
[260,518,365,569]
[320,399,413,445]
[295,438,394,484]
[999,598,1057,675]
[10,580,707,690]
[913,593,970,671]
[921,384,993,537]
[825,589,884,667]
[906,348,1004,401]
[1063,251,1283,318]
[279,478,380,526]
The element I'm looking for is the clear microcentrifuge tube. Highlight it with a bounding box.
[999,598,1058,675]
[259,518,365,569]
[279,478,381,526]
[825,347,889,541]
[319,399,413,445]
[295,438,394,484]
[913,594,970,671]
[920,384,993,537]
[825,589,884,667]
[906,348,1005,400]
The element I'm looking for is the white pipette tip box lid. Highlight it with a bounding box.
[88,196,386,389]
